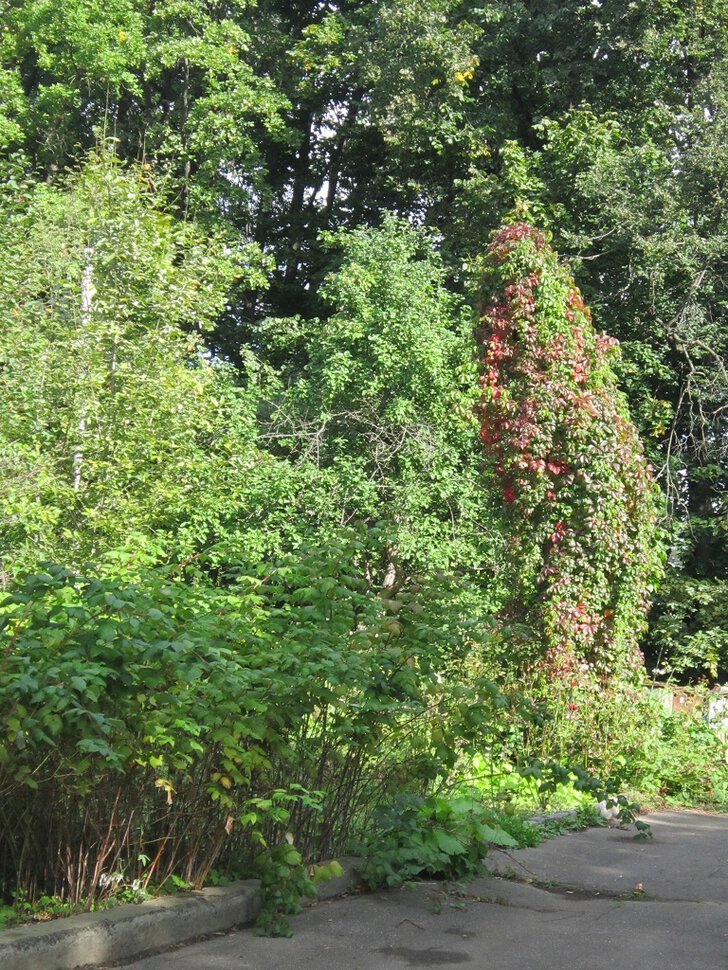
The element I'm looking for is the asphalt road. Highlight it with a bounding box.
[110,810,728,970]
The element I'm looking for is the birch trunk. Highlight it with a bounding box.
[73,247,93,493]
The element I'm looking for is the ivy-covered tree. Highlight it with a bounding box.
[475,224,664,679]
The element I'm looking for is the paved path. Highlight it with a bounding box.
[111,810,728,970]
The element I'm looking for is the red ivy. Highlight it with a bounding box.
[475,224,663,679]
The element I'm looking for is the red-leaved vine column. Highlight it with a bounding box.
[475,224,663,680]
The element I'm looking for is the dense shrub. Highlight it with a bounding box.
[0,531,515,905]
[359,793,516,890]
[1,561,274,902]
[624,697,728,807]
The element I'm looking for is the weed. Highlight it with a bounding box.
[359,794,517,891]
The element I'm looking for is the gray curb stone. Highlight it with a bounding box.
[0,816,581,970]
[0,858,363,970]
[526,809,578,826]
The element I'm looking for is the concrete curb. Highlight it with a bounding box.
[313,856,365,902]
[0,818,584,970]
[526,808,578,826]
[0,858,364,970]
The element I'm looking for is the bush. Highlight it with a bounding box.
[0,530,514,907]
[360,794,517,890]
[625,700,728,807]
[0,561,276,902]
[495,677,728,812]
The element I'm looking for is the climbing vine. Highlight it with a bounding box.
[475,223,663,679]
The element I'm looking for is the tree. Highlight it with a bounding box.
[475,224,663,678]
[255,215,502,580]
[0,153,265,579]
[2,0,290,221]
[2,0,726,676]
[529,56,728,678]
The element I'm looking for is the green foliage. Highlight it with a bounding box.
[621,698,728,809]
[254,842,316,938]
[508,678,728,812]
[529,62,728,678]
[0,555,302,899]
[0,153,267,579]
[1,0,727,932]
[0,529,512,905]
[257,215,502,578]
[650,575,728,679]
[254,843,343,937]
[0,562,270,793]
[253,847,343,938]
[4,0,290,215]
[482,805,601,850]
[0,883,148,931]
[360,794,516,891]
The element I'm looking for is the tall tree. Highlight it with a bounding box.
[0,153,265,578]
[475,224,663,677]
[254,215,501,579]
